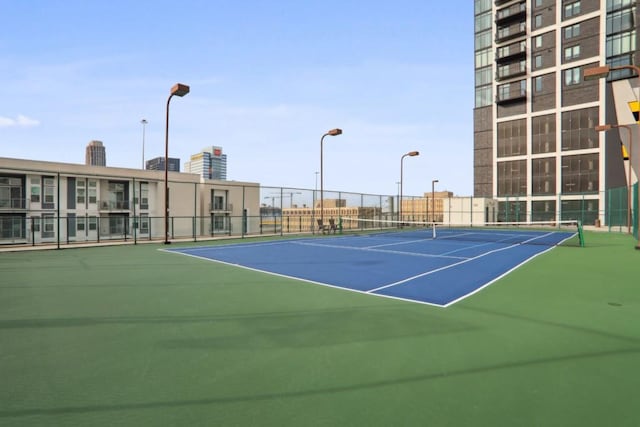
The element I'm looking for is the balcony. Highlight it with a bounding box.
[99,200,131,211]
[209,202,233,212]
[496,40,526,64]
[496,61,527,81]
[495,2,526,25]
[496,80,527,104]
[495,21,526,43]
[0,198,27,210]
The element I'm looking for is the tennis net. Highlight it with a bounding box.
[338,217,584,247]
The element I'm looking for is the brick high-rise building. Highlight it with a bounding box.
[474,0,638,226]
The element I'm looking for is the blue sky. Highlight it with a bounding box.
[1,0,474,197]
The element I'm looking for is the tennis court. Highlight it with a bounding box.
[167,223,579,306]
[1,230,639,426]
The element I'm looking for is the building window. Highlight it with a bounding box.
[77,217,86,232]
[475,48,492,68]
[534,14,543,28]
[606,7,635,34]
[532,114,557,153]
[140,214,149,234]
[606,31,636,57]
[497,160,527,197]
[42,214,55,238]
[475,30,492,50]
[564,66,582,85]
[475,0,491,14]
[497,119,527,158]
[532,201,556,221]
[562,153,598,194]
[564,23,580,39]
[535,55,543,68]
[475,66,492,86]
[89,216,97,231]
[140,182,149,210]
[564,1,581,19]
[30,177,40,203]
[475,86,492,107]
[475,11,491,32]
[88,180,97,204]
[534,76,543,92]
[43,177,55,209]
[532,158,556,195]
[76,179,86,205]
[535,0,543,6]
[535,35,543,48]
[562,107,598,151]
[564,45,581,60]
[213,195,225,210]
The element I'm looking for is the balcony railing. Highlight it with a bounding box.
[0,198,27,210]
[99,200,131,211]
[496,40,526,63]
[496,79,527,104]
[495,2,526,25]
[495,21,526,43]
[209,202,233,212]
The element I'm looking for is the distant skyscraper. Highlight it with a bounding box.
[146,157,180,172]
[85,140,106,166]
[184,146,227,180]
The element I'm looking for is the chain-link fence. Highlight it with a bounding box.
[1,184,637,247]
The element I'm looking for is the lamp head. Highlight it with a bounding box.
[408,151,419,156]
[583,66,611,81]
[595,125,612,132]
[326,128,342,136]
[171,83,190,97]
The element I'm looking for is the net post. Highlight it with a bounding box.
[577,220,585,247]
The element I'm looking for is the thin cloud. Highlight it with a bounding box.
[0,115,40,128]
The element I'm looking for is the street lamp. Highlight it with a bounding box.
[141,119,148,169]
[164,83,190,244]
[320,128,342,227]
[431,179,439,223]
[399,151,419,224]
[584,64,640,249]
[595,124,633,234]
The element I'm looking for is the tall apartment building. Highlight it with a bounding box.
[474,0,638,226]
[145,157,180,172]
[85,140,106,166]
[184,146,227,180]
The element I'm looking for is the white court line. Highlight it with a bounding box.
[367,242,523,293]
[292,240,469,261]
[368,232,564,294]
[167,248,448,308]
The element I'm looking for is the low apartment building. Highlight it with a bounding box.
[0,157,259,245]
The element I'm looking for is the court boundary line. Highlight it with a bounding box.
[442,244,558,307]
[163,248,447,308]
[161,231,572,307]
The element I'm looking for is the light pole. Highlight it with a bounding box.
[584,64,640,249]
[595,124,633,234]
[320,128,342,226]
[431,179,439,223]
[399,151,419,224]
[140,119,148,169]
[164,83,190,245]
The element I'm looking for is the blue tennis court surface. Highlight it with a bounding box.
[165,228,576,307]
